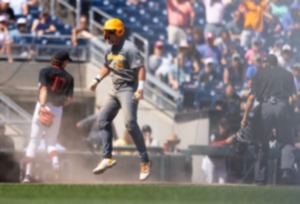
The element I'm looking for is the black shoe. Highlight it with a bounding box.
[255,180,266,186]
[281,170,294,185]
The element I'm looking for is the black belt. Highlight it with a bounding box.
[261,96,288,104]
[114,82,136,90]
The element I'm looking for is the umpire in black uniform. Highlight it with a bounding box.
[241,54,298,185]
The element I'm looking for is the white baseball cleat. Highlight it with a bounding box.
[93,158,117,174]
[22,175,34,183]
[139,161,151,181]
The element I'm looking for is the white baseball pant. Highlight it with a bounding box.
[26,102,63,158]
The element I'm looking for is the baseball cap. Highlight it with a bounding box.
[205,32,215,40]
[205,58,214,65]
[52,51,73,62]
[154,40,163,48]
[17,17,26,25]
[231,53,241,60]
[282,44,291,51]
[252,37,261,45]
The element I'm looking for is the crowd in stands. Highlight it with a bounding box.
[0,0,94,62]
[145,0,300,118]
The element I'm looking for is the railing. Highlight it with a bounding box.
[0,92,32,150]
[145,74,182,114]
[0,34,89,61]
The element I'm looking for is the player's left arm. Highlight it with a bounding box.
[39,85,47,106]
[134,66,146,100]
[64,77,74,107]
[288,73,298,112]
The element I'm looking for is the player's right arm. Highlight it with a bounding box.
[38,69,48,106]
[39,86,47,106]
[89,66,111,92]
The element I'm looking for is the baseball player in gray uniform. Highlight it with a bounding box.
[89,18,151,181]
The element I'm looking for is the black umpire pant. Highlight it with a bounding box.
[252,100,295,183]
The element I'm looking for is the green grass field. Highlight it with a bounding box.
[0,184,299,204]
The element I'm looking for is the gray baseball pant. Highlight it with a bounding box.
[97,87,149,163]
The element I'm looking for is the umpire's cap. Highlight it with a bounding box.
[52,51,73,62]
[263,54,278,67]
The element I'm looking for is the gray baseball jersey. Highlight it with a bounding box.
[104,39,144,87]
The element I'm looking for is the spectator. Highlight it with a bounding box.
[149,40,165,74]
[168,40,196,91]
[244,37,266,65]
[245,55,263,80]
[239,0,270,48]
[201,119,235,184]
[191,27,205,46]
[113,130,135,155]
[10,17,32,58]
[226,11,244,42]
[223,53,244,88]
[10,17,29,41]
[163,134,181,153]
[197,32,224,70]
[181,53,202,110]
[269,0,289,22]
[215,84,242,129]
[278,44,296,71]
[153,42,173,83]
[0,0,15,22]
[263,14,283,47]
[203,0,232,37]
[215,29,239,65]
[166,0,195,45]
[168,59,189,91]
[199,58,219,87]
[187,35,201,65]
[141,125,159,147]
[9,0,27,16]
[291,63,300,94]
[31,11,56,36]
[269,39,284,59]
[76,114,118,153]
[291,63,300,110]
[71,15,93,46]
[0,15,12,62]
[22,0,39,16]
[281,4,300,46]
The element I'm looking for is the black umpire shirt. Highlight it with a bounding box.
[251,67,296,102]
[39,66,74,106]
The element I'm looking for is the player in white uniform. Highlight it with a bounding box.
[22,51,74,183]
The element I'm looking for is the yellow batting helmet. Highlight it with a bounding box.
[103,18,124,37]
